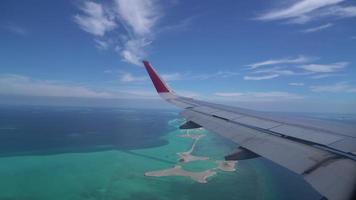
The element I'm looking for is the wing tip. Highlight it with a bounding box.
[142,60,170,94]
[142,60,150,68]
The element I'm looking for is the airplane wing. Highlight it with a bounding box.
[143,60,356,200]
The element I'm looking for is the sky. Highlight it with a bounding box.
[0,0,356,113]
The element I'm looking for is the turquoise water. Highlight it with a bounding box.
[0,106,320,200]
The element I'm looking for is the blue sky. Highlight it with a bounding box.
[0,0,356,113]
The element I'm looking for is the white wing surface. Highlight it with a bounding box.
[143,61,356,200]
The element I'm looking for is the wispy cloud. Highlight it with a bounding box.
[118,69,239,83]
[301,23,333,33]
[310,82,356,93]
[74,2,117,36]
[119,71,182,83]
[74,0,161,66]
[0,74,167,99]
[247,55,312,69]
[115,0,160,36]
[114,0,161,65]
[0,74,114,98]
[245,56,348,81]
[319,4,356,18]
[244,74,279,81]
[94,39,110,50]
[174,90,201,98]
[191,71,239,80]
[214,91,304,101]
[159,16,196,33]
[256,0,356,24]
[289,82,305,86]
[2,23,28,36]
[253,67,311,76]
[310,74,338,79]
[299,62,348,72]
[119,72,148,82]
[161,73,182,81]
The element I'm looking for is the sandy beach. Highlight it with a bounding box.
[145,165,216,183]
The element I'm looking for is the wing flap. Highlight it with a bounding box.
[328,138,356,153]
[180,102,355,155]
[270,124,344,145]
[234,116,281,129]
[182,109,333,174]
[304,158,356,200]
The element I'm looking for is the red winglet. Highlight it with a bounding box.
[143,60,170,93]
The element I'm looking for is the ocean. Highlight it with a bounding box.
[0,105,323,200]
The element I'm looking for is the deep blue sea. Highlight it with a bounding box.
[0,106,176,156]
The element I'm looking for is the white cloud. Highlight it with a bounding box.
[244,74,279,81]
[310,73,343,79]
[214,91,304,101]
[214,92,244,97]
[161,73,182,81]
[299,62,347,72]
[253,67,311,76]
[94,39,110,50]
[247,55,312,69]
[119,38,151,66]
[119,90,157,98]
[246,55,348,81]
[256,0,356,24]
[74,0,161,66]
[257,0,343,22]
[310,82,356,93]
[191,71,239,80]
[0,74,170,100]
[119,72,148,82]
[2,23,28,36]
[319,5,356,18]
[118,69,239,84]
[302,23,333,33]
[119,71,181,83]
[0,74,114,98]
[114,0,160,36]
[174,90,201,98]
[289,82,305,86]
[74,1,117,36]
[114,0,160,65]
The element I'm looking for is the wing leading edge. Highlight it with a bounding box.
[143,60,356,200]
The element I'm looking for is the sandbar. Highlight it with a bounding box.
[145,165,216,183]
[216,160,237,172]
[177,133,208,163]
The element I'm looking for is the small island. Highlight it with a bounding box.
[145,131,237,183]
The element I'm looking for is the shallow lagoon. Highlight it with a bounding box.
[0,106,320,200]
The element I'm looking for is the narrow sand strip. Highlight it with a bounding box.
[216,160,238,172]
[145,165,216,183]
[178,133,205,140]
[177,133,208,163]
